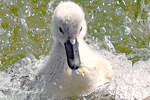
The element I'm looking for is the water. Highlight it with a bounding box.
[0,0,150,100]
[0,51,150,100]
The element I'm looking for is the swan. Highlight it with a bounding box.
[38,1,113,99]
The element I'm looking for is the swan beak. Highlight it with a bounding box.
[64,38,81,70]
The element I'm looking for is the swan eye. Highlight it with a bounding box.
[59,27,64,34]
[80,27,82,32]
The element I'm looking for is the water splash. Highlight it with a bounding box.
[0,49,149,100]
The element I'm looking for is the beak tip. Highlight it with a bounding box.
[70,65,80,70]
[65,38,81,70]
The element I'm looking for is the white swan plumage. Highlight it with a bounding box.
[38,1,113,99]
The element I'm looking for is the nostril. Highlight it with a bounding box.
[59,27,64,34]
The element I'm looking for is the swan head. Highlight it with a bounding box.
[51,1,87,42]
[51,1,87,70]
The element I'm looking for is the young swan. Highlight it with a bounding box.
[40,1,113,99]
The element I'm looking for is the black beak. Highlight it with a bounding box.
[64,38,81,70]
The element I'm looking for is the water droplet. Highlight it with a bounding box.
[90,0,94,4]
[104,36,115,52]
[82,72,85,77]
[7,31,12,37]
[21,38,24,41]
[16,48,19,50]
[109,17,113,21]
[122,0,126,6]
[107,3,111,6]
[92,36,96,41]
[134,0,137,3]
[14,18,17,22]
[36,28,39,31]
[6,40,9,44]
[32,34,35,37]
[52,82,57,86]
[116,1,120,5]
[102,2,105,6]
[104,10,107,13]
[25,6,31,17]
[100,27,106,33]
[20,18,26,24]
[59,85,63,89]
[83,97,87,100]
[91,15,94,20]
[75,70,80,75]
[5,14,9,17]
[124,26,131,35]
[96,6,101,11]
[125,16,131,24]
[1,40,5,43]
[116,7,122,16]
[10,1,14,5]
[94,29,97,34]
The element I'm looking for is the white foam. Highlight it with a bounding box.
[0,51,149,100]
[103,51,150,100]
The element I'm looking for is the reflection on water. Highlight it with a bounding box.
[0,0,150,100]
